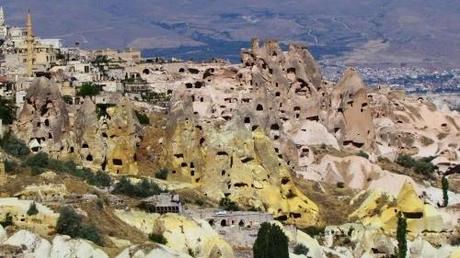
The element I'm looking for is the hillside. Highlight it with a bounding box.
[2,0,460,67]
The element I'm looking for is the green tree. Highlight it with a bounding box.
[442,176,449,207]
[78,82,100,97]
[253,222,289,258]
[397,213,407,258]
[27,202,39,216]
[0,97,16,124]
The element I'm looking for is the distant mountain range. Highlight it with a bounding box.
[2,0,460,67]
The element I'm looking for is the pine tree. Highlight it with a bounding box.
[397,213,407,258]
[253,222,289,258]
[442,176,449,207]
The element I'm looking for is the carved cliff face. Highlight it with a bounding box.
[331,68,375,150]
[14,78,142,175]
[14,78,70,154]
[73,98,142,174]
[150,106,320,226]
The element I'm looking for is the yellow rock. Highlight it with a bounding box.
[350,181,444,236]
[114,210,234,258]
[396,181,424,214]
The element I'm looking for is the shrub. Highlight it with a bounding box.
[37,158,112,188]
[302,226,325,238]
[135,111,150,125]
[253,222,289,258]
[396,154,436,175]
[293,243,309,255]
[414,161,436,175]
[79,223,103,245]
[396,155,416,168]
[0,133,30,157]
[356,150,369,159]
[27,202,39,216]
[56,207,103,246]
[62,95,73,104]
[155,168,168,180]
[78,82,100,97]
[149,233,167,244]
[4,159,18,174]
[0,212,13,227]
[112,177,162,198]
[219,197,240,211]
[24,152,50,175]
[87,170,112,188]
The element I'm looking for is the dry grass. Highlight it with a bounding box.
[293,178,360,226]
[79,201,148,256]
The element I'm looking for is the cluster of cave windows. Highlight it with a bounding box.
[208,218,253,228]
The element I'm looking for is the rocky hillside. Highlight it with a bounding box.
[1,40,459,257]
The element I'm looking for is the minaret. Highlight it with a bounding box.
[25,10,34,77]
[0,7,5,26]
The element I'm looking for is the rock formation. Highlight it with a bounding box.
[14,77,70,155]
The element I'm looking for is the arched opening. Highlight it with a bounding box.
[220,220,227,227]
[238,220,245,227]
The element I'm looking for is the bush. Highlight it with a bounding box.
[396,154,436,175]
[112,177,162,198]
[56,207,103,246]
[135,111,150,125]
[87,171,112,188]
[149,233,167,244]
[78,82,100,97]
[27,202,39,216]
[396,155,416,168]
[0,213,13,227]
[414,161,436,175]
[356,150,369,159]
[4,159,19,174]
[24,152,50,175]
[0,133,30,157]
[155,168,168,180]
[293,243,309,255]
[302,226,325,238]
[79,223,103,245]
[219,197,240,211]
[62,95,73,104]
[253,222,289,258]
[34,157,112,188]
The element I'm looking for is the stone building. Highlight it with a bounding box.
[139,193,182,214]
[2,9,59,77]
